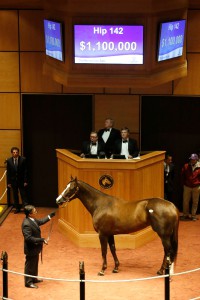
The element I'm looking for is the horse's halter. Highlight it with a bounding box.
[61,183,79,203]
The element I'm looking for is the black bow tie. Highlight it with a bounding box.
[123,140,128,143]
[105,129,110,132]
[91,142,97,146]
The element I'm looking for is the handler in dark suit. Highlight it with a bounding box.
[6,147,29,213]
[80,131,105,158]
[22,205,55,288]
[113,127,139,159]
[98,118,121,158]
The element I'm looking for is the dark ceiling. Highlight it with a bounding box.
[0,0,43,9]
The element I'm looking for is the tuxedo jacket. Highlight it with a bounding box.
[164,163,175,191]
[98,128,121,156]
[6,156,28,186]
[22,216,50,256]
[81,140,105,156]
[113,138,139,158]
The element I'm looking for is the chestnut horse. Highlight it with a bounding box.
[56,177,179,276]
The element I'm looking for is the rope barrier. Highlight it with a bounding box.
[0,170,7,202]
[1,252,200,300]
[0,170,7,183]
[0,188,8,202]
[1,266,200,283]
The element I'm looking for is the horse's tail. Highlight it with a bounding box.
[170,208,179,264]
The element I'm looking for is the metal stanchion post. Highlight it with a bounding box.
[165,259,170,300]
[1,251,8,299]
[79,261,85,300]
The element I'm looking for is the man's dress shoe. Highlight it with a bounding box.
[14,209,21,214]
[34,279,43,283]
[25,283,38,288]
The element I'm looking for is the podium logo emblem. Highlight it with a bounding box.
[99,175,114,189]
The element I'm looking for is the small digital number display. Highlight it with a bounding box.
[44,19,64,62]
[158,20,186,62]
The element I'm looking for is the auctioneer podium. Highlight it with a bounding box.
[56,149,165,249]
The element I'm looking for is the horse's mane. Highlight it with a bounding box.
[77,180,116,199]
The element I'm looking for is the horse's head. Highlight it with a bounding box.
[56,176,79,207]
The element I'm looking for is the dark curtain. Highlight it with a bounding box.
[22,94,93,207]
[141,96,200,211]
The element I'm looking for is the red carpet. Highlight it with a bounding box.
[0,207,200,300]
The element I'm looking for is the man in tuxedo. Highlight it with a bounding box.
[22,205,55,288]
[98,118,121,158]
[113,127,139,159]
[164,153,175,201]
[80,131,105,158]
[6,147,29,213]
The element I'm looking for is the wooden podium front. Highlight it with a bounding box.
[56,149,165,249]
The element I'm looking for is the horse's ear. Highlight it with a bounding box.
[70,175,77,182]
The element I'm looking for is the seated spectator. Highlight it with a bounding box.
[113,127,139,159]
[80,131,105,158]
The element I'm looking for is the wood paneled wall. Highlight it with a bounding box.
[94,95,140,144]
[0,10,63,168]
[174,8,200,95]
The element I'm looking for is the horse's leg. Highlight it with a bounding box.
[98,234,108,276]
[108,235,120,273]
[158,254,175,277]
[157,236,172,275]
[157,254,169,275]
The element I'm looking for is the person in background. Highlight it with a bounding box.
[6,147,29,213]
[164,153,175,202]
[98,118,121,158]
[180,153,200,221]
[197,150,200,162]
[80,131,105,158]
[113,127,139,159]
[22,205,56,289]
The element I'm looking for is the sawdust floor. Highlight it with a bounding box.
[0,207,200,300]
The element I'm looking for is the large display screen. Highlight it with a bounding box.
[157,20,186,62]
[44,19,64,62]
[74,25,144,64]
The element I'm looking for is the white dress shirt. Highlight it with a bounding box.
[90,143,98,155]
[121,139,129,159]
[102,128,111,143]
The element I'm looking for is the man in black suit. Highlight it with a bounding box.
[113,127,139,159]
[6,147,29,213]
[22,205,55,288]
[98,118,121,158]
[80,131,105,158]
[164,153,175,201]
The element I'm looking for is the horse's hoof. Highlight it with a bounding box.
[112,269,119,273]
[98,271,104,276]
